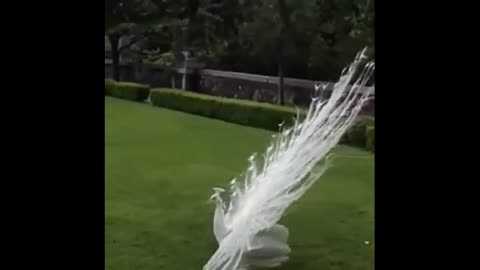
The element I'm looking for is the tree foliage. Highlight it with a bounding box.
[105,0,374,81]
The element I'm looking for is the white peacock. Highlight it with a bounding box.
[205,48,375,270]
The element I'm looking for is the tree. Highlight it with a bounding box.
[306,0,374,80]
[105,0,158,80]
[238,0,303,105]
[220,0,374,82]
[157,0,224,66]
[105,0,375,86]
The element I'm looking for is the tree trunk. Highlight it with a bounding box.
[109,35,120,81]
[172,24,183,66]
[277,43,285,105]
[276,0,290,106]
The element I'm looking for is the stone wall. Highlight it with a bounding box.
[197,70,374,113]
[105,61,375,114]
[105,60,136,82]
[198,69,324,107]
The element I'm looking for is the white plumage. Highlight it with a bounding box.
[204,48,375,270]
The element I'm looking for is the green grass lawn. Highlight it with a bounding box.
[105,97,374,270]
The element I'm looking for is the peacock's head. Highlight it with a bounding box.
[209,187,225,206]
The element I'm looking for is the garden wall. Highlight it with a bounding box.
[105,61,375,115]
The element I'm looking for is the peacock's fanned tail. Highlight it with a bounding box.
[204,48,375,270]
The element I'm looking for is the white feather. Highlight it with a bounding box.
[204,48,375,270]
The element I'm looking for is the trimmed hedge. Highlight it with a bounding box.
[105,80,150,102]
[150,88,302,131]
[105,79,116,96]
[149,88,375,151]
[366,126,375,152]
[345,116,375,148]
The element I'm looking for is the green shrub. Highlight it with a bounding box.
[150,89,302,131]
[149,88,375,150]
[105,79,116,96]
[105,80,150,102]
[366,126,375,152]
[345,116,375,148]
[117,82,150,101]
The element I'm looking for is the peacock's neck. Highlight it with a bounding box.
[213,201,229,243]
